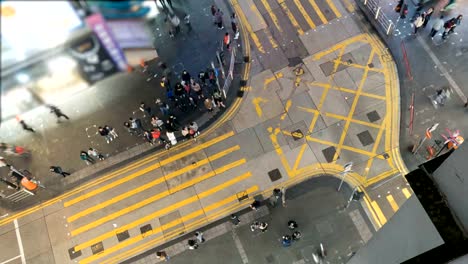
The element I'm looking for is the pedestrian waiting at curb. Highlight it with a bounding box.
[223,32,231,51]
[259,222,269,233]
[195,231,205,243]
[204,98,214,112]
[214,9,224,29]
[413,13,425,34]
[156,250,169,261]
[88,148,105,161]
[250,221,260,232]
[80,151,95,165]
[156,98,171,116]
[188,239,198,250]
[50,166,70,177]
[143,131,154,145]
[151,116,164,129]
[230,214,241,226]
[250,200,260,211]
[124,122,136,135]
[213,89,226,108]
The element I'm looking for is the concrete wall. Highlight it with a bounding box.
[432,143,468,234]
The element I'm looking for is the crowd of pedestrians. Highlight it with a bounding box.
[409,4,463,40]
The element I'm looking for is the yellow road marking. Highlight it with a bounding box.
[363,196,382,228]
[260,0,282,32]
[281,99,292,120]
[233,2,265,53]
[264,29,278,48]
[364,116,387,177]
[371,200,387,225]
[313,34,367,60]
[325,112,381,129]
[342,0,355,12]
[308,0,328,24]
[252,97,269,117]
[333,49,375,161]
[270,127,294,176]
[293,0,316,29]
[386,194,399,212]
[67,146,241,222]
[78,186,257,264]
[279,1,304,35]
[64,131,235,207]
[325,0,342,18]
[332,59,384,72]
[365,169,399,186]
[292,144,308,172]
[308,82,387,100]
[402,188,412,199]
[73,171,252,250]
[303,135,385,159]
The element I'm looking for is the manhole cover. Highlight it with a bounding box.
[116,230,130,242]
[268,169,282,182]
[91,242,104,255]
[68,247,82,260]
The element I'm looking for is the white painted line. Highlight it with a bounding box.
[0,255,21,264]
[417,36,467,103]
[232,230,249,264]
[13,219,26,264]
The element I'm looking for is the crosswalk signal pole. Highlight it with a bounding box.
[337,162,353,192]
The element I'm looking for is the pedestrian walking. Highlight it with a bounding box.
[105,125,118,139]
[123,122,136,135]
[18,119,35,133]
[169,14,181,34]
[422,7,434,27]
[156,251,169,261]
[88,147,105,161]
[80,151,95,165]
[181,70,191,84]
[430,15,444,38]
[214,9,224,29]
[250,221,260,232]
[164,18,174,38]
[288,220,298,230]
[292,231,302,240]
[223,32,231,50]
[188,239,198,250]
[156,250,169,261]
[250,200,260,211]
[213,89,226,108]
[195,231,205,243]
[449,15,463,34]
[47,105,70,122]
[98,126,113,143]
[442,18,456,39]
[259,222,269,233]
[230,214,241,226]
[139,102,152,117]
[129,117,144,134]
[211,5,217,18]
[413,13,425,34]
[49,166,70,177]
[184,13,192,32]
[204,98,214,112]
[281,235,292,247]
[231,13,239,39]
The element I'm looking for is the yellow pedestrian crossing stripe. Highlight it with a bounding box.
[260,0,283,32]
[386,194,399,212]
[308,0,328,24]
[279,2,304,35]
[293,0,317,29]
[402,187,412,198]
[73,172,253,253]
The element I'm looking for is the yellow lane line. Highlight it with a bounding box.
[332,59,384,72]
[386,194,399,212]
[252,97,269,118]
[292,144,308,172]
[78,184,258,264]
[73,171,252,250]
[325,0,342,18]
[293,0,316,29]
[264,29,279,48]
[279,1,304,35]
[270,127,294,176]
[325,112,381,129]
[64,131,235,207]
[313,34,367,60]
[67,146,241,222]
[308,82,387,101]
[233,2,265,53]
[371,200,387,225]
[342,0,355,12]
[333,49,375,161]
[308,0,328,24]
[365,169,399,187]
[280,99,292,120]
[402,188,412,199]
[362,196,382,228]
[363,116,387,177]
[260,0,283,32]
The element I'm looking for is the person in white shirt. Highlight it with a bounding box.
[430,15,445,38]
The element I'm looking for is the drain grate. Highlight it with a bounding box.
[116,230,130,242]
[140,224,152,236]
[357,130,374,147]
[268,169,282,182]
[68,247,82,260]
[236,191,249,202]
[366,110,380,123]
[91,242,104,255]
[322,146,337,163]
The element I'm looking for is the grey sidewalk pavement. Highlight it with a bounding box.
[0,0,241,210]
[356,0,468,171]
[125,176,374,264]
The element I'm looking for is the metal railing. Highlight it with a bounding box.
[361,0,395,35]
